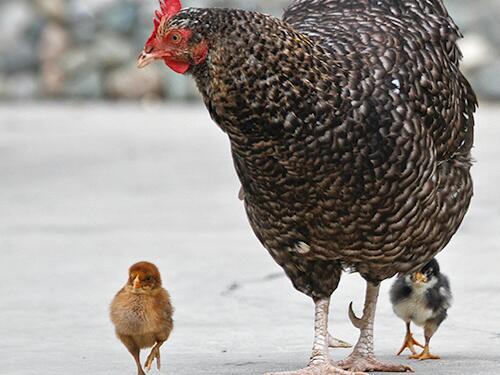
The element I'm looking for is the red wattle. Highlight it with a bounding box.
[164,58,190,74]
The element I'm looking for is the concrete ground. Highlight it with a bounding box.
[0,103,498,375]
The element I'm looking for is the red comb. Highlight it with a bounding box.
[146,0,182,45]
[155,0,182,25]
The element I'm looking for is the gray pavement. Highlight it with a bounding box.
[0,103,499,375]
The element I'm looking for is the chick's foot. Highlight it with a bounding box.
[264,362,367,375]
[397,332,424,356]
[144,346,160,371]
[409,346,440,361]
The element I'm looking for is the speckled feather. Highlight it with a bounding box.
[167,0,476,299]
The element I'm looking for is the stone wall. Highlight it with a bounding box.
[0,0,498,101]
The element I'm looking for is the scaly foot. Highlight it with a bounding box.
[144,347,160,372]
[410,346,440,361]
[264,361,367,375]
[397,333,424,356]
[336,355,413,373]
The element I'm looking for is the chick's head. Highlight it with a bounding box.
[127,261,162,293]
[411,258,440,286]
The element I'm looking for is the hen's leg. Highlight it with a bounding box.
[145,340,165,371]
[397,322,424,356]
[328,333,352,349]
[264,298,365,375]
[118,334,145,375]
[336,282,413,373]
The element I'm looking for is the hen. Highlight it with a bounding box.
[138,0,476,374]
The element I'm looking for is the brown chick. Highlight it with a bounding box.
[110,261,173,375]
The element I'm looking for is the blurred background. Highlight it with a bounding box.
[0,0,499,102]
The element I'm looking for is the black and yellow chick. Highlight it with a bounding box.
[390,259,452,360]
[110,262,174,375]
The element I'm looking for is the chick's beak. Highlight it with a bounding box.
[133,275,141,289]
[137,51,156,69]
[414,272,427,283]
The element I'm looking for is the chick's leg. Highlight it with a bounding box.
[410,324,440,360]
[118,334,145,375]
[397,322,424,356]
[145,340,165,371]
[336,282,412,373]
[264,298,366,375]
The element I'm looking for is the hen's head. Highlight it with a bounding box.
[127,261,162,293]
[137,0,208,74]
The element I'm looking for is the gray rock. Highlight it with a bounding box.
[93,33,135,69]
[0,74,6,99]
[104,63,163,99]
[40,63,65,97]
[0,41,39,74]
[0,0,34,47]
[71,18,97,45]
[98,1,139,35]
[24,18,45,48]
[2,73,39,99]
[38,22,70,63]
[59,48,95,77]
[62,69,103,99]
[33,0,66,21]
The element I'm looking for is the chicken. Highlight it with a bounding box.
[138,0,476,374]
[110,262,173,375]
[390,258,452,360]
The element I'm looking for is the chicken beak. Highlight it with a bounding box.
[133,275,141,289]
[414,272,427,283]
[137,51,156,69]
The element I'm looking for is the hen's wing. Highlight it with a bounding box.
[283,0,477,161]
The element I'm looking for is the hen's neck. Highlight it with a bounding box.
[187,8,345,138]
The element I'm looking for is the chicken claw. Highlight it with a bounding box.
[264,362,366,375]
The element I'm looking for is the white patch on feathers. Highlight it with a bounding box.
[391,79,401,94]
[289,241,311,254]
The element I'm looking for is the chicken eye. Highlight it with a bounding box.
[170,32,182,44]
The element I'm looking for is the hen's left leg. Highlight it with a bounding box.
[264,298,365,375]
[336,282,413,373]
